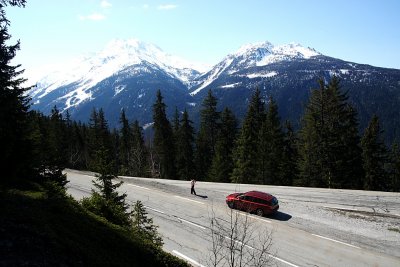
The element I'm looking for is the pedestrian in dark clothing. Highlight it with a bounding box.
[191,179,196,195]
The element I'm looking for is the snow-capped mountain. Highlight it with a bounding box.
[190,42,320,95]
[29,39,400,142]
[30,39,206,111]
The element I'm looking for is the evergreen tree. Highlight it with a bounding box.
[88,108,113,171]
[361,115,388,191]
[0,0,34,184]
[388,143,400,192]
[129,120,148,177]
[195,89,220,180]
[257,96,285,185]
[175,110,195,180]
[280,121,299,186]
[82,147,131,227]
[297,77,363,188]
[68,121,88,169]
[172,106,180,135]
[132,200,163,247]
[64,110,76,168]
[40,106,68,187]
[208,108,237,182]
[152,90,176,179]
[119,109,132,175]
[231,87,265,184]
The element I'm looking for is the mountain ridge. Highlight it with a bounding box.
[28,39,400,142]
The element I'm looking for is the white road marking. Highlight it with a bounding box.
[223,236,299,267]
[172,250,205,267]
[126,184,150,190]
[145,206,165,214]
[175,195,205,204]
[235,211,272,223]
[312,234,361,249]
[268,254,300,267]
[178,218,206,229]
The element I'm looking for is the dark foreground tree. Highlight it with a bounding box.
[132,200,163,247]
[38,107,68,187]
[0,0,34,185]
[81,147,131,227]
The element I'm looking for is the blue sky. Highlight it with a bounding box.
[5,0,400,79]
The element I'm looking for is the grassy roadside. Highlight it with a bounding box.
[0,184,188,267]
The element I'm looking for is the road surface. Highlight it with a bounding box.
[65,169,400,267]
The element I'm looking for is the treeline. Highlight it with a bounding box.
[31,78,400,192]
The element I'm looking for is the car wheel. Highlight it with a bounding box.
[228,202,234,209]
[256,208,264,217]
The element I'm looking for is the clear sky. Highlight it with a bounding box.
[5,0,400,81]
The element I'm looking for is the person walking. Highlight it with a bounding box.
[191,179,197,195]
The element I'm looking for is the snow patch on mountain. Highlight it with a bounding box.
[247,71,278,79]
[190,57,234,95]
[220,82,241,88]
[114,85,126,96]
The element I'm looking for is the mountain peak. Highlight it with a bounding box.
[234,41,274,57]
[232,41,320,60]
[225,41,321,68]
[99,38,162,60]
[272,42,320,59]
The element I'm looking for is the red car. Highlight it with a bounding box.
[226,190,279,216]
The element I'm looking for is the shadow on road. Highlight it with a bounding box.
[269,211,292,221]
[195,194,208,199]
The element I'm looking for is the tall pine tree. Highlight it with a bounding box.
[257,96,285,185]
[0,0,34,184]
[129,120,148,177]
[195,89,220,180]
[152,90,176,179]
[175,110,195,180]
[88,108,113,172]
[119,109,132,175]
[361,115,388,191]
[231,87,265,184]
[208,108,237,182]
[280,120,299,185]
[297,77,363,188]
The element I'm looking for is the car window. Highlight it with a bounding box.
[242,196,254,202]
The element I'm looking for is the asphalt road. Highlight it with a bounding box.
[65,169,400,267]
